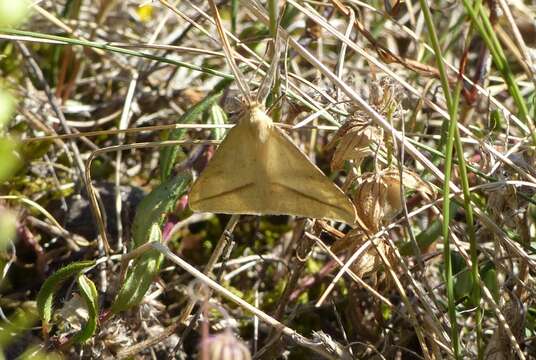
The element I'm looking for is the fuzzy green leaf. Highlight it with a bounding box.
[36,260,96,329]
[112,173,191,313]
[131,172,192,249]
[112,224,162,313]
[209,104,228,141]
[71,274,99,344]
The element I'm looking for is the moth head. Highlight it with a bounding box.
[224,96,271,138]
[237,101,272,144]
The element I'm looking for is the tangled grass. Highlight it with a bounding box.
[0,1,535,359]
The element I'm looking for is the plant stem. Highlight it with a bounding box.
[460,0,536,145]
[0,28,232,80]
[418,1,464,357]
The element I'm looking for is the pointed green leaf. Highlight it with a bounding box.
[112,173,191,313]
[112,224,162,313]
[71,274,99,344]
[36,260,96,329]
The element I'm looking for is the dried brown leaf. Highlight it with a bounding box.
[328,119,382,171]
[332,228,394,281]
[352,168,435,231]
[331,227,367,254]
[353,173,388,232]
[382,168,436,214]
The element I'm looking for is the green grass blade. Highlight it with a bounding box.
[0,28,232,80]
[417,1,465,357]
[231,0,238,34]
[460,1,536,145]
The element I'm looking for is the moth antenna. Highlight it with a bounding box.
[208,0,252,104]
[256,30,283,105]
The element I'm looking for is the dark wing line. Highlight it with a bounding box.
[270,182,354,215]
[189,182,256,206]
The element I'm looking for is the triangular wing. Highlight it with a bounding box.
[189,121,263,215]
[262,127,358,225]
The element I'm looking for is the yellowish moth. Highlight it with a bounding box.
[189,102,359,225]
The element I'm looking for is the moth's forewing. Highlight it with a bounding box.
[188,120,260,214]
[262,126,358,225]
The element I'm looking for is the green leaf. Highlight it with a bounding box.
[452,252,473,303]
[0,89,16,129]
[454,268,473,303]
[20,139,53,162]
[489,109,503,132]
[131,172,192,249]
[0,0,30,28]
[400,202,458,256]
[36,260,96,330]
[160,78,232,181]
[0,307,38,348]
[399,220,441,256]
[112,173,191,313]
[280,3,299,29]
[71,274,99,344]
[209,104,227,141]
[481,265,499,302]
[0,210,17,251]
[111,224,162,313]
[238,24,268,53]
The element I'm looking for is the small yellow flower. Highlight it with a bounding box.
[137,4,153,22]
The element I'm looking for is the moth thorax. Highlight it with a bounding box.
[246,105,273,143]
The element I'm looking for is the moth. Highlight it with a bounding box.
[189,2,361,226]
[189,101,358,224]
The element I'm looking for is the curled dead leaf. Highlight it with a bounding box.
[353,173,388,233]
[328,118,383,171]
[328,78,405,173]
[353,168,435,232]
[331,228,394,281]
[382,167,436,213]
[331,227,368,254]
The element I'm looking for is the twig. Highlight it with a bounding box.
[150,242,353,360]
[178,215,240,323]
[16,42,86,179]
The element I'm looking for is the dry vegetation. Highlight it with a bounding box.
[1,0,536,359]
